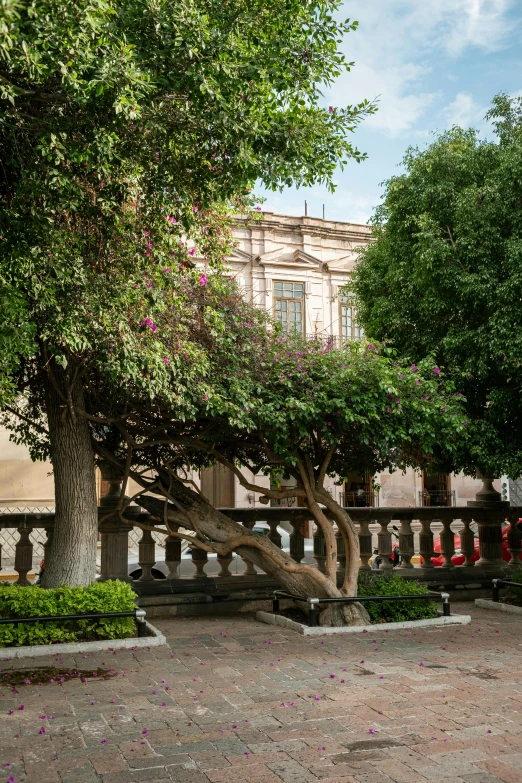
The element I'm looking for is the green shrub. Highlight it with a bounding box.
[357,571,439,623]
[0,581,138,647]
[505,566,522,606]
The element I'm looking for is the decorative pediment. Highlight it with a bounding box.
[229,247,252,263]
[257,247,322,269]
[324,253,357,272]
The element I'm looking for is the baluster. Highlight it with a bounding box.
[377,518,393,571]
[267,519,282,549]
[459,518,476,567]
[241,520,257,576]
[439,518,455,568]
[191,546,209,578]
[100,524,131,582]
[336,528,346,575]
[397,519,414,569]
[506,516,522,568]
[137,528,156,581]
[419,517,434,568]
[15,521,33,585]
[165,532,182,579]
[358,519,373,571]
[313,524,326,573]
[216,550,234,577]
[289,516,306,564]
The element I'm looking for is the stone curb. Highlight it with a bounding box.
[475,598,522,615]
[256,611,471,635]
[0,620,166,659]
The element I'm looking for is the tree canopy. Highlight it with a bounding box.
[353,93,522,479]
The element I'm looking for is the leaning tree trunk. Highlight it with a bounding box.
[42,365,98,587]
[137,475,369,627]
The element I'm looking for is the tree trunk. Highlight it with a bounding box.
[43,365,98,587]
[137,476,369,627]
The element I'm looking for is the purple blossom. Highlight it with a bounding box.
[199,274,207,286]
[410,363,418,372]
[433,367,440,375]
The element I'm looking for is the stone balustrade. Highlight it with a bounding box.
[0,491,520,592]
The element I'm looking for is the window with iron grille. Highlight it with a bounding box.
[274,281,305,334]
[339,292,364,339]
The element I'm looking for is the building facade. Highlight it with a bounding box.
[0,211,486,514]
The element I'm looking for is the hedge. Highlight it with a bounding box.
[0,580,137,647]
[358,572,439,623]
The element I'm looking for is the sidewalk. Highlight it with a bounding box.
[0,605,520,783]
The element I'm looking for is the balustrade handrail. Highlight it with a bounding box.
[0,501,520,588]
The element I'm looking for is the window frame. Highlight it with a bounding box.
[273,280,305,335]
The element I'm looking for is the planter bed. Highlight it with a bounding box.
[475,598,522,616]
[0,618,166,658]
[256,609,471,635]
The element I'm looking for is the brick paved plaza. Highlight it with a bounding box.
[0,606,521,783]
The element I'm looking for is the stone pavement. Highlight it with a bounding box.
[0,606,521,783]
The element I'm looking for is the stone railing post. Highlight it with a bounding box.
[191,546,209,578]
[468,473,508,571]
[336,528,346,576]
[459,519,476,567]
[289,515,306,564]
[358,519,373,571]
[138,528,156,581]
[100,523,131,582]
[313,524,326,573]
[506,515,522,568]
[14,520,33,585]
[418,517,434,568]
[267,519,282,549]
[165,532,182,579]
[241,520,257,576]
[216,550,234,577]
[377,517,393,571]
[397,519,414,569]
[439,518,455,568]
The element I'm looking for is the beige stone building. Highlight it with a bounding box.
[0,211,485,515]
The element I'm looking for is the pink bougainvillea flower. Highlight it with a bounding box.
[433,367,440,375]
[163,358,170,364]
[315,696,321,701]
[199,274,207,286]
[39,728,45,734]
[368,728,376,734]
[101,739,108,744]
[142,729,148,734]
[189,248,196,256]
[161,702,167,707]
[329,106,334,113]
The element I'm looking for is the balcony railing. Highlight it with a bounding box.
[418,489,456,507]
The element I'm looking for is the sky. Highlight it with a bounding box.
[259,0,522,225]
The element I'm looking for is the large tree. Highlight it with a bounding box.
[0,0,375,585]
[91,335,466,625]
[353,93,522,480]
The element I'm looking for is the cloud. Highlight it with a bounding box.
[325,0,516,137]
[442,92,484,127]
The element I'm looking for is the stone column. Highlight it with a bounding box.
[397,519,414,569]
[468,473,508,571]
[358,519,373,571]
[418,517,434,569]
[216,551,234,577]
[14,521,33,585]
